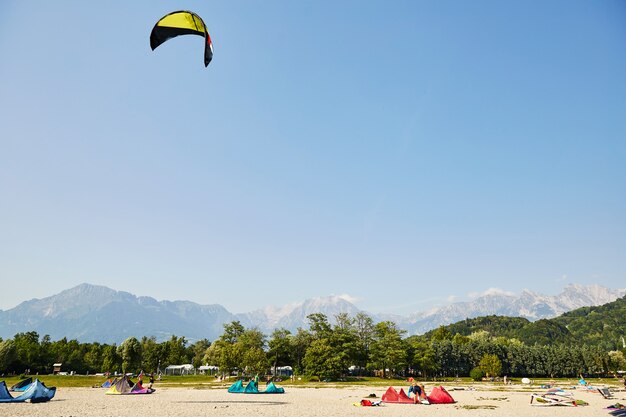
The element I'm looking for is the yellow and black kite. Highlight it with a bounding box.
[150,10,213,67]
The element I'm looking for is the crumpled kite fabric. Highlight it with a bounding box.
[150,10,213,67]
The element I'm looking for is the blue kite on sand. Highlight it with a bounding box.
[0,379,56,403]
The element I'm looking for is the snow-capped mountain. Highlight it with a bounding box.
[396,284,626,335]
[0,283,623,343]
[236,295,362,333]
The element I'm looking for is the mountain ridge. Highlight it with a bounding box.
[0,283,623,344]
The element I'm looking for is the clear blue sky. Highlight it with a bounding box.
[1,1,625,315]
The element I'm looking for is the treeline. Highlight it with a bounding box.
[0,332,208,375]
[412,327,625,379]
[1,311,625,379]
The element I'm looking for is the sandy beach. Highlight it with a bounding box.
[0,384,622,417]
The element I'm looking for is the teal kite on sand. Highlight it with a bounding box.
[263,382,285,393]
[228,380,285,394]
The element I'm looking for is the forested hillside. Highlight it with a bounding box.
[422,296,626,350]
[554,295,626,350]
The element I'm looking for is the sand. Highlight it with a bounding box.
[0,384,622,417]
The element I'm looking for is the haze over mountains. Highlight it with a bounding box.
[0,283,623,344]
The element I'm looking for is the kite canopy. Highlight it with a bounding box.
[381,387,413,404]
[105,375,154,395]
[227,380,285,394]
[0,381,17,402]
[150,10,213,67]
[15,379,57,403]
[10,377,33,392]
[0,379,56,403]
[100,378,114,388]
[227,380,244,393]
[264,382,285,394]
[427,386,456,404]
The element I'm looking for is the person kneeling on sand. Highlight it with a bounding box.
[408,378,429,404]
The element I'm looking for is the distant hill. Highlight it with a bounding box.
[424,315,532,340]
[0,283,623,344]
[553,294,626,349]
[422,295,626,349]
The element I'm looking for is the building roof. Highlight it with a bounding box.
[165,364,194,370]
[198,365,219,370]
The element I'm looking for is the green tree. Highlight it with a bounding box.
[303,339,342,379]
[65,339,86,373]
[165,335,189,365]
[205,321,247,375]
[243,347,269,376]
[431,326,453,341]
[369,321,407,378]
[83,343,103,373]
[222,321,245,344]
[39,335,53,372]
[203,340,232,376]
[101,344,120,373]
[117,337,143,373]
[291,328,313,375]
[410,339,439,378]
[0,339,17,373]
[608,350,626,374]
[190,339,211,369]
[140,336,160,372]
[331,313,359,374]
[13,332,42,373]
[204,323,265,377]
[453,333,470,345]
[307,313,332,338]
[238,328,268,375]
[268,328,293,374]
[353,312,375,375]
[479,354,502,378]
[238,329,266,351]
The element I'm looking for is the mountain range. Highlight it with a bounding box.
[0,283,623,344]
[393,284,626,334]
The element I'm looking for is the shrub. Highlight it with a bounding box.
[470,367,484,381]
